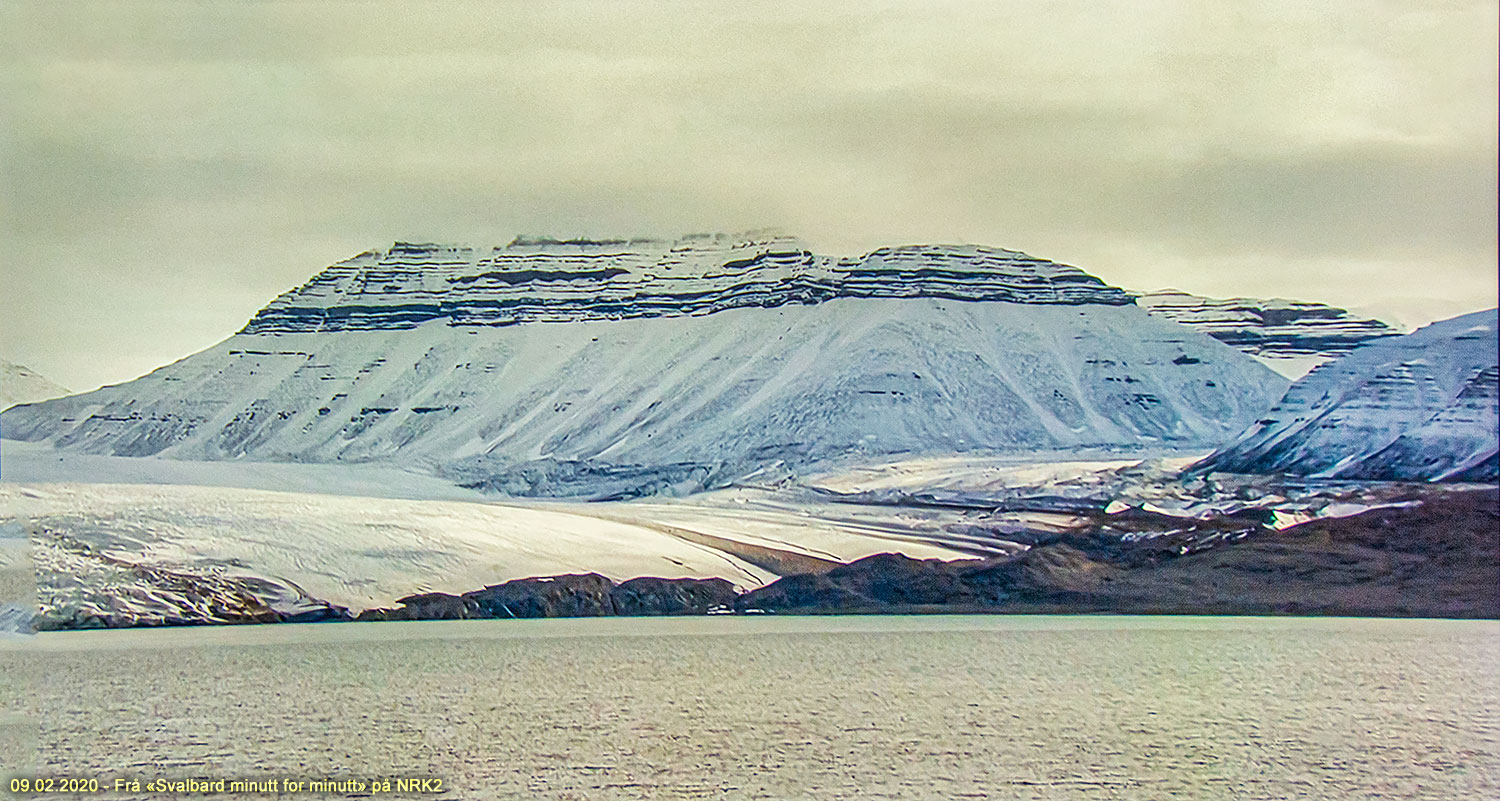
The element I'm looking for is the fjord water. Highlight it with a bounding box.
[4,616,1498,800]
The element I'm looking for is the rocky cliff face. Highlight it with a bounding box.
[1,234,1288,498]
[354,574,738,621]
[242,234,1133,334]
[1194,309,1498,481]
[1136,290,1400,377]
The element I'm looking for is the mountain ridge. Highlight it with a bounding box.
[0,360,70,411]
[1194,309,1498,481]
[1136,289,1401,377]
[240,234,1133,335]
[2,235,1289,498]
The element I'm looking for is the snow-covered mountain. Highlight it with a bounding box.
[0,360,69,411]
[1136,289,1400,378]
[1194,309,1498,481]
[1,233,1288,498]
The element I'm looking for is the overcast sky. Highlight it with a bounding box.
[2,0,1496,392]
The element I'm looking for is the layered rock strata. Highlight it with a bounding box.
[1195,309,1498,481]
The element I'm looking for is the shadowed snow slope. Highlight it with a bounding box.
[1,234,1287,498]
[1195,309,1499,481]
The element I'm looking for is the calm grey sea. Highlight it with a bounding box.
[3,616,1498,800]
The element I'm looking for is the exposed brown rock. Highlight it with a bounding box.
[390,592,469,620]
[356,574,747,620]
[730,572,880,613]
[960,543,1120,602]
[737,488,1499,618]
[462,573,617,618]
[1094,486,1499,617]
[611,576,737,615]
[351,486,1498,622]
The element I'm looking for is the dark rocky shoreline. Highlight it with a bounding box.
[352,486,1500,623]
[29,486,1498,630]
[355,574,740,621]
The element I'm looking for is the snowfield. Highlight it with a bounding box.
[7,482,781,610]
[3,301,1286,499]
[0,438,486,502]
[0,360,69,412]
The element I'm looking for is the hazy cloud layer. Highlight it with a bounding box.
[2,0,1495,390]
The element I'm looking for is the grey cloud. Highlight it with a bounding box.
[1,1,1495,391]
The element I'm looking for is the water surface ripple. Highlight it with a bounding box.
[4,616,1497,800]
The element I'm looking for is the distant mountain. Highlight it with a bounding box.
[1194,309,1498,481]
[0,360,69,411]
[1,233,1288,498]
[1136,289,1401,378]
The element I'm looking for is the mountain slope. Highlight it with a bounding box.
[1,360,69,411]
[1194,309,1499,481]
[1136,289,1400,378]
[1,234,1288,498]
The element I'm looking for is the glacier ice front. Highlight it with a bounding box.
[1,234,1289,498]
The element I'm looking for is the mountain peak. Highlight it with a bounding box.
[1194,309,1498,481]
[0,359,71,411]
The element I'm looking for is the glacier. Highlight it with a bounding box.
[1194,309,1499,481]
[0,461,975,628]
[3,441,1459,627]
[0,233,1288,500]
